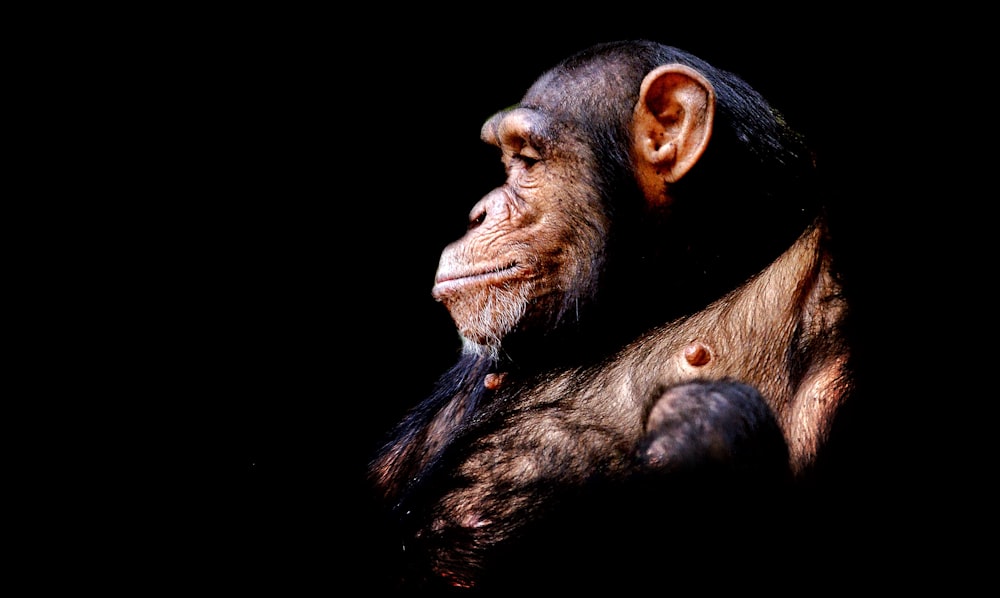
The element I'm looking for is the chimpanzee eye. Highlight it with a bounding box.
[515,154,539,168]
[516,145,542,167]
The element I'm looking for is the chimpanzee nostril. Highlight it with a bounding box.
[469,210,486,229]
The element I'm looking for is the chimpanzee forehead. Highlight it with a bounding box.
[520,60,640,123]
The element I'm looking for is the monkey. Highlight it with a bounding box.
[368,40,854,591]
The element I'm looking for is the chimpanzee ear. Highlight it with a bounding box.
[633,64,715,195]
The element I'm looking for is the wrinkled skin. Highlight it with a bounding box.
[431,106,609,358]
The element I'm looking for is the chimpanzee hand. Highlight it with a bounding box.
[639,379,791,481]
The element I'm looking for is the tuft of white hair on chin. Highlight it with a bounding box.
[459,283,529,362]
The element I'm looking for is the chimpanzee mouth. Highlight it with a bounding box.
[432,262,520,296]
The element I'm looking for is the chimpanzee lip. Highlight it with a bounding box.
[432,262,520,296]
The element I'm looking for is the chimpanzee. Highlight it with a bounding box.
[369,39,854,592]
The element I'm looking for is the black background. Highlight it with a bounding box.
[133,11,968,592]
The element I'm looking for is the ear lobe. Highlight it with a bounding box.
[633,64,715,191]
